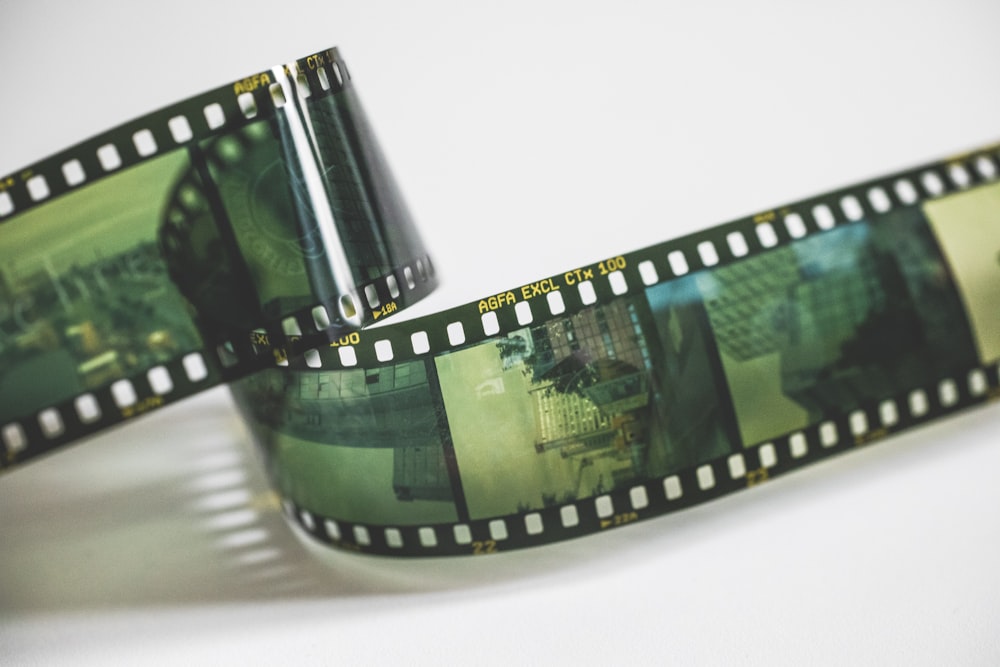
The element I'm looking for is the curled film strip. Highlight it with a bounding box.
[0,48,437,466]
[1,48,999,557]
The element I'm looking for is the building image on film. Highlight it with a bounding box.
[437,295,698,519]
[691,210,978,447]
[231,359,462,526]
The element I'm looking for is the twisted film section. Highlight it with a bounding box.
[1,47,998,557]
[0,48,437,469]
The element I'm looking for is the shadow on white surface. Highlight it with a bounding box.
[0,386,735,611]
[2,384,998,615]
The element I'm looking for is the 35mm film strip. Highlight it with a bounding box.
[1,47,998,557]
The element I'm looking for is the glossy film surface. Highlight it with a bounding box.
[1,47,998,557]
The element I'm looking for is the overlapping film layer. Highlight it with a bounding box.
[0,48,437,467]
[1,47,998,557]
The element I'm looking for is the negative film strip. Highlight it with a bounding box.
[2,47,999,558]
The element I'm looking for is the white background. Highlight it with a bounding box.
[1,0,999,664]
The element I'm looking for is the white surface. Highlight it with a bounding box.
[1,0,999,664]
